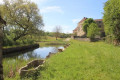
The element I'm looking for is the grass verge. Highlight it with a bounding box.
[39,40,120,80]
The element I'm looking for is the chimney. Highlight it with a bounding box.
[84,17,87,19]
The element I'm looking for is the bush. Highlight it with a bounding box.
[27,39,34,44]
[15,40,23,45]
[87,23,100,40]
[83,18,95,33]
[103,0,120,45]
[3,35,14,46]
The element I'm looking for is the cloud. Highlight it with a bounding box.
[0,0,47,4]
[41,6,64,14]
[61,25,73,33]
[0,0,3,4]
[72,19,81,23]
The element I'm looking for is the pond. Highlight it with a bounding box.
[3,45,64,78]
[3,45,64,60]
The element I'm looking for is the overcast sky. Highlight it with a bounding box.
[0,0,108,33]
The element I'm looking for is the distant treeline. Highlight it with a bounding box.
[45,32,72,38]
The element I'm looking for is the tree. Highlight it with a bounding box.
[82,18,95,33]
[87,23,99,40]
[1,0,43,41]
[0,14,6,80]
[103,0,120,45]
[53,26,62,40]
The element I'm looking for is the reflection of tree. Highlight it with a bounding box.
[51,46,64,53]
[18,51,41,60]
[3,48,39,60]
[51,47,58,53]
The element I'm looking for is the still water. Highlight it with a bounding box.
[4,46,64,60]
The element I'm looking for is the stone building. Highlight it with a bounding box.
[73,17,105,37]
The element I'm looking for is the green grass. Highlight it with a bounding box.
[38,40,120,80]
[37,36,65,42]
[5,39,120,80]
[38,37,68,47]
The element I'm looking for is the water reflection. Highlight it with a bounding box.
[4,46,64,60]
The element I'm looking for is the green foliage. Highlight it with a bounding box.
[45,32,54,37]
[82,23,89,33]
[3,35,14,46]
[87,23,100,39]
[82,18,95,33]
[60,33,71,38]
[0,0,44,46]
[44,32,71,38]
[3,32,35,47]
[103,0,120,44]
[1,0,44,41]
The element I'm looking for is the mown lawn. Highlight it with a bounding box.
[38,40,120,80]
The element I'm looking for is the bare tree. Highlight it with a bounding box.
[53,26,62,40]
[0,14,6,80]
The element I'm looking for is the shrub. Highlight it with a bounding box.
[87,23,100,40]
[103,0,120,45]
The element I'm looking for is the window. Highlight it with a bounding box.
[99,21,101,23]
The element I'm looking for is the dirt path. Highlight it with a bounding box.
[64,38,71,41]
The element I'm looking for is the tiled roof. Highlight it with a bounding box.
[73,27,77,31]
[94,19,102,21]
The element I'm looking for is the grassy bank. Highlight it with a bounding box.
[38,37,68,47]
[39,40,120,80]
[3,37,67,80]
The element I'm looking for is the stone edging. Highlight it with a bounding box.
[3,44,39,55]
[46,43,70,58]
[19,59,45,77]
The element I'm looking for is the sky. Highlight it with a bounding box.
[0,0,108,33]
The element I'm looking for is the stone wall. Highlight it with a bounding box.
[3,44,39,55]
[74,38,90,42]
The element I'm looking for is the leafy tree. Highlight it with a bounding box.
[0,13,6,80]
[103,0,120,45]
[1,0,43,41]
[87,23,100,40]
[82,18,95,33]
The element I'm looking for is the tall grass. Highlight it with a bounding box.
[3,58,35,79]
[39,40,120,80]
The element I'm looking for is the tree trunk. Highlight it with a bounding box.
[56,37,57,40]
[0,25,4,80]
[13,33,26,41]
